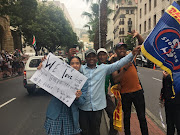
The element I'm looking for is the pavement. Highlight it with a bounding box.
[0,72,165,135]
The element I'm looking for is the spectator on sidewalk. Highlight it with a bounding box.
[112,30,149,135]
[160,71,180,135]
[68,46,141,135]
[97,48,118,135]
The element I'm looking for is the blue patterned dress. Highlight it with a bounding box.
[44,99,81,135]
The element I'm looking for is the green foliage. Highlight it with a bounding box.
[0,1,77,52]
[27,3,78,52]
[125,35,136,50]
[82,3,99,42]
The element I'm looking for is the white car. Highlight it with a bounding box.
[136,55,147,67]
[23,55,65,94]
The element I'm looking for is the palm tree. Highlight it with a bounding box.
[83,0,129,49]
[82,3,99,50]
[82,3,114,50]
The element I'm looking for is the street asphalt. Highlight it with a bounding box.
[0,76,51,135]
[137,67,166,130]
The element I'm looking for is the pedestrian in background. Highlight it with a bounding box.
[160,71,180,135]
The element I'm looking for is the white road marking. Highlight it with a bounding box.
[152,77,162,82]
[0,98,16,108]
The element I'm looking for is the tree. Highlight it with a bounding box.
[82,2,113,50]
[124,34,136,50]
[82,3,99,50]
[1,1,77,52]
[83,0,129,49]
[27,3,78,52]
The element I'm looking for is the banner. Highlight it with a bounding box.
[30,53,87,107]
[141,1,180,95]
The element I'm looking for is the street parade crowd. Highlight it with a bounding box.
[36,31,180,135]
[0,49,27,78]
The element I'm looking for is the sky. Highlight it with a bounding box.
[59,0,91,29]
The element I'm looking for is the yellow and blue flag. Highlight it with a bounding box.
[141,1,180,95]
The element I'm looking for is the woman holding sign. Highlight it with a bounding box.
[39,56,87,135]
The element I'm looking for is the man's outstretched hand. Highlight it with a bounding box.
[132,45,141,56]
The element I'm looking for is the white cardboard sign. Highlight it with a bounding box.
[30,53,87,107]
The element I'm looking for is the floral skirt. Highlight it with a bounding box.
[44,113,81,135]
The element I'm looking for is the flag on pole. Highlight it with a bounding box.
[32,35,36,49]
[141,1,180,95]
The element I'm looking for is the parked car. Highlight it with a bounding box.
[147,59,155,68]
[23,55,65,94]
[136,55,147,67]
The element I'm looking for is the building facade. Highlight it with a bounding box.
[137,0,178,39]
[113,0,138,45]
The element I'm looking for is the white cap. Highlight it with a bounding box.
[97,48,108,55]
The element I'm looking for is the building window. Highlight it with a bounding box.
[148,18,151,30]
[140,8,142,18]
[149,0,151,11]
[140,24,141,34]
[122,38,125,43]
[122,28,124,35]
[154,0,157,7]
[126,10,129,14]
[119,28,121,34]
[131,10,134,14]
[162,9,165,16]
[120,39,121,42]
[145,4,147,15]
[154,14,156,26]
[119,19,121,25]
[128,18,132,28]
[144,21,146,32]
[122,19,124,25]
[128,27,132,33]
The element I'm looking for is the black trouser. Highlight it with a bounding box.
[79,109,102,135]
[165,101,180,135]
[121,89,148,135]
[105,94,118,135]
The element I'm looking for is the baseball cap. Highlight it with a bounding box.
[97,48,108,55]
[85,49,97,57]
[115,42,127,49]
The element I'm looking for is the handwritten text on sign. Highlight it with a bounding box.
[30,53,87,107]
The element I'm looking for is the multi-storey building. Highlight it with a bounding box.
[113,0,138,45]
[137,0,178,39]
